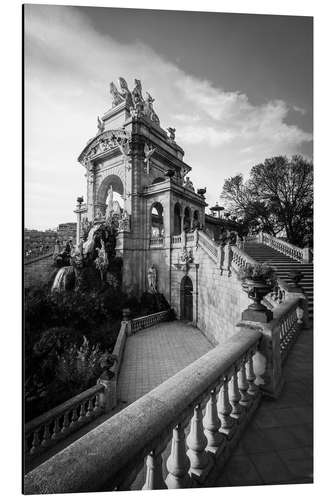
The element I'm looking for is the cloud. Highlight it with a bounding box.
[25,4,313,228]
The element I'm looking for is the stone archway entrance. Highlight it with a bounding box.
[180,275,193,321]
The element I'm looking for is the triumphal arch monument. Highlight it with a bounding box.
[75,77,246,341]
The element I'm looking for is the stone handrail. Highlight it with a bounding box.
[230,245,257,272]
[149,237,164,248]
[261,232,308,262]
[131,310,170,335]
[198,230,218,262]
[24,329,261,493]
[25,384,105,458]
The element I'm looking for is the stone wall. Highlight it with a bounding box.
[169,243,251,345]
[24,253,55,289]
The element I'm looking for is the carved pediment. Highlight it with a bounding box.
[78,129,131,166]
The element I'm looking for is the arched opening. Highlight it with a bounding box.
[152,177,165,184]
[173,202,182,235]
[151,202,164,237]
[96,174,125,216]
[180,275,193,321]
[193,210,200,230]
[183,207,191,232]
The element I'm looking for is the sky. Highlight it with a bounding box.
[24,4,313,230]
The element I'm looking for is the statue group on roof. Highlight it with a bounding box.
[109,77,160,126]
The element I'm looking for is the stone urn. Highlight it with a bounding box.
[242,278,273,322]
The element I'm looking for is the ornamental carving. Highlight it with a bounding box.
[109,77,160,126]
[78,129,131,166]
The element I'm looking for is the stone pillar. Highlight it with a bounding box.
[302,247,311,263]
[74,197,84,245]
[237,321,284,399]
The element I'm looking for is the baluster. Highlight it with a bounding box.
[217,376,234,435]
[142,449,167,490]
[166,422,191,488]
[86,398,94,418]
[30,429,40,455]
[78,401,86,422]
[70,407,78,428]
[95,393,102,413]
[238,361,251,407]
[51,417,60,440]
[186,404,209,473]
[61,411,70,433]
[246,353,258,396]
[41,423,51,448]
[229,366,243,419]
[203,388,223,452]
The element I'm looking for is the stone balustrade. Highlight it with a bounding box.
[238,295,305,398]
[131,310,170,335]
[171,235,182,245]
[244,234,259,243]
[24,328,261,494]
[230,245,257,272]
[261,232,308,262]
[273,298,305,362]
[25,384,105,459]
[149,236,164,248]
[198,230,218,261]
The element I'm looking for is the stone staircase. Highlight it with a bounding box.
[243,242,313,320]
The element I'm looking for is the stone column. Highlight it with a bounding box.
[74,197,84,245]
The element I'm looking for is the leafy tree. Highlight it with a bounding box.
[221,155,313,247]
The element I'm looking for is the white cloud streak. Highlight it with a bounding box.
[25,5,312,228]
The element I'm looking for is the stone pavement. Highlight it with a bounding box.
[215,325,313,487]
[118,320,214,405]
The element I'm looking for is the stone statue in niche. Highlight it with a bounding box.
[109,82,124,107]
[147,264,157,293]
[97,116,105,135]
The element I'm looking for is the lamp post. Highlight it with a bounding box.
[75,196,84,245]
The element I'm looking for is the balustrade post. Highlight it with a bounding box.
[142,448,167,490]
[246,353,258,396]
[186,404,210,478]
[229,366,243,419]
[238,362,251,407]
[217,376,235,436]
[166,422,191,488]
[302,247,310,263]
[203,388,224,454]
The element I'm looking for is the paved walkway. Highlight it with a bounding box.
[118,321,214,404]
[215,325,313,487]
